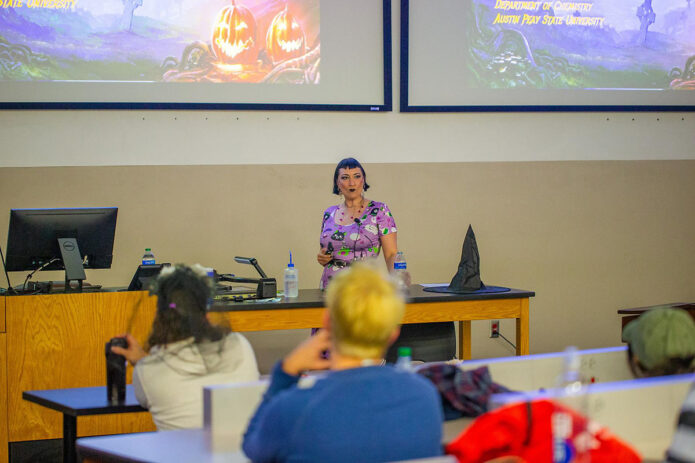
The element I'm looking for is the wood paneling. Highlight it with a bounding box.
[1,295,5,332]
[217,307,325,332]
[6,292,156,441]
[403,299,522,323]
[0,333,8,463]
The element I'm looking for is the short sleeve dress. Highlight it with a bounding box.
[319,200,397,289]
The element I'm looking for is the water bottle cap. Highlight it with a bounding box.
[145,248,151,251]
[398,346,412,357]
[288,250,294,267]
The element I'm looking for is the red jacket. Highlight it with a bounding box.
[446,399,641,463]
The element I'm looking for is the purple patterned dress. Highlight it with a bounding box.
[319,200,397,289]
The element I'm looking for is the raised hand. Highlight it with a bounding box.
[282,329,332,376]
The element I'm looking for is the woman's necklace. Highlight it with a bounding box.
[339,198,366,220]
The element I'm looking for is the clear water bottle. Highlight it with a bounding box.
[552,346,589,463]
[393,251,408,292]
[395,346,413,372]
[142,248,155,265]
[283,251,298,298]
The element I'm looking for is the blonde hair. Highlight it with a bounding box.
[325,263,405,359]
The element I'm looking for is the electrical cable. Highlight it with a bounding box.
[0,242,17,295]
[22,257,60,293]
[499,332,517,351]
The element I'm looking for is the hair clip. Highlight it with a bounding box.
[168,303,177,309]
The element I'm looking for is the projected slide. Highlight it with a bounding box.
[403,0,695,109]
[468,0,694,90]
[0,0,319,84]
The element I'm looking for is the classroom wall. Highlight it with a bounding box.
[1,160,694,372]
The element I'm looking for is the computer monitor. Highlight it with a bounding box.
[5,208,118,280]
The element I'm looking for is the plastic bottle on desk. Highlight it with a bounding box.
[283,251,298,298]
[395,346,413,372]
[393,251,408,293]
[552,346,589,463]
[142,248,155,265]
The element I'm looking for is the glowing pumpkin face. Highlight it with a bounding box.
[265,7,306,64]
[211,0,258,64]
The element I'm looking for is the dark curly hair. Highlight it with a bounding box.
[146,264,228,351]
[333,157,370,195]
[627,344,695,378]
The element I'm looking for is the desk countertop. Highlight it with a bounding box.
[76,419,474,463]
[78,429,248,463]
[209,286,535,312]
[23,385,146,416]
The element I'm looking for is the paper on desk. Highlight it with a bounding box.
[243,297,282,303]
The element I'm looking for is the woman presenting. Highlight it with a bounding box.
[316,158,455,362]
[317,157,399,289]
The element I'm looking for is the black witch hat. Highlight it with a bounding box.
[448,225,485,293]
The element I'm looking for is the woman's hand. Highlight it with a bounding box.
[317,248,332,267]
[398,270,412,287]
[381,233,399,271]
[282,330,332,376]
[110,333,147,366]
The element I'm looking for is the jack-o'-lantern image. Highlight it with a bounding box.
[265,6,306,64]
[162,0,319,84]
[211,0,258,64]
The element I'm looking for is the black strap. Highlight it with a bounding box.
[524,401,533,446]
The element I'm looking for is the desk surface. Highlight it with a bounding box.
[210,286,535,312]
[23,385,146,417]
[78,429,248,463]
[618,302,694,315]
[77,419,474,463]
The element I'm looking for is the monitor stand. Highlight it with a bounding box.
[58,237,86,292]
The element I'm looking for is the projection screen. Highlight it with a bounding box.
[401,0,695,111]
[0,0,391,111]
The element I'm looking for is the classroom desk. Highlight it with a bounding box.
[78,429,248,463]
[2,286,533,461]
[618,302,695,340]
[22,386,146,463]
[77,420,473,463]
[210,286,535,360]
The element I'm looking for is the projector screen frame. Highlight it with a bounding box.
[400,0,695,113]
[0,0,392,112]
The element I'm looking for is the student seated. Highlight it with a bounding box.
[242,263,444,463]
[111,264,259,430]
[623,306,695,463]
[623,306,695,378]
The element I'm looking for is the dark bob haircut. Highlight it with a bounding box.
[333,157,371,195]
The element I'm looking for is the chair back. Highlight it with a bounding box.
[203,379,269,451]
[458,346,632,390]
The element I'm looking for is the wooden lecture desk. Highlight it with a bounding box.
[2,285,533,461]
[209,286,535,360]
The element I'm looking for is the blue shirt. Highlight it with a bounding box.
[243,362,444,463]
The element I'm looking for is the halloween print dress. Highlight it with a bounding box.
[319,200,397,289]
